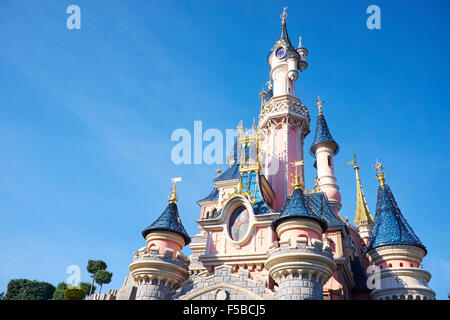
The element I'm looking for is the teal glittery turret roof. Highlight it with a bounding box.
[272,187,328,232]
[142,201,191,245]
[367,184,425,253]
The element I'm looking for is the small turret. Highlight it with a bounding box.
[267,7,306,97]
[130,179,190,300]
[310,97,342,214]
[365,161,435,300]
[266,164,336,300]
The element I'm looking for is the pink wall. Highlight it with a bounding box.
[147,239,182,256]
[279,229,320,245]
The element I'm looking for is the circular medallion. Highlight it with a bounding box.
[228,206,250,242]
[276,46,286,59]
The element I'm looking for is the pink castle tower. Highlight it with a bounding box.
[258,8,310,211]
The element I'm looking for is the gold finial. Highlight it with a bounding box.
[216,164,222,176]
[374,159,386,187]
[291,160,304,189]
[316,96,324,115]
[259,87,266,100]
[280,7,288,23]
[298,36,302,48]
[169,177,182,203]
[265,80,272,91]
[259,87,266,115]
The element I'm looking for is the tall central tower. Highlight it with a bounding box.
[259,9,310,210]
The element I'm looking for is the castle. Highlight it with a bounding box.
[91,10,435,301]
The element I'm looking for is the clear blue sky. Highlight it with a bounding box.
[0,0,449,299]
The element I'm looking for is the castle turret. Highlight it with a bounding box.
[347,154,374,245]
[259,8,311,210]
[365,161,435,300]
[129,181,191,300]
[310,97,341,214]
[266,165,336,300]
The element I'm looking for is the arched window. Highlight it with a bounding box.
[211,208,217,217]
[388,263,392,268]
[327,155,333,167]
[400,263,404,267]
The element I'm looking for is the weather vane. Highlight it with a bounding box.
[169,177,182,203]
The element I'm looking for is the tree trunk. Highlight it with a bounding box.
[99,283,103,294]
[89,276,94,296]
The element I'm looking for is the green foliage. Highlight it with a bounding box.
[5,279,55,300]
[94,270,112,285]
[80,282,95,296]
[53,282,68,300]
[94,270,113,293]
[86,260,107,275]
[0,292,4,300]
[52,282,95,299]
[64,287,86,300]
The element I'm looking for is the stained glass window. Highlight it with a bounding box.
[228,206,250,242]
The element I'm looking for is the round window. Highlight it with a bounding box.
[228,206,250,242]
[276,46,286,59]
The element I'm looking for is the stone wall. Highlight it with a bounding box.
[175,265,274,300]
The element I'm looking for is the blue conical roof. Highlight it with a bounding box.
[267,20,298,61]
[278,20,295,50]
[310,114,339,156]
[272,188,328,231]
[142,201,191,245]
[366,185,425,253]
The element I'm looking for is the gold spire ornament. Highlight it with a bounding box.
[298,36,303,48]
[346,154,373,224]
[291,160,304,189]
[265,80,272,91]
[169,177,182,203]
[374,159,386,187]
[316,96,324,115]
[280,7,288,23]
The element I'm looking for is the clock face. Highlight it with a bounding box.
[276,47,286,59]
[229,206,250,242]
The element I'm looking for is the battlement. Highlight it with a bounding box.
[132,246,190,270]
[268,237,334,260]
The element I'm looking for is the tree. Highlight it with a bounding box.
[53,282,68,300]
[4,279,55,300]
[79,282,95,297]
[94,270,112,294]
[64,287,86,300]
[0,292,4,300]
[52,282,95,300]
[86,260,106,296]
